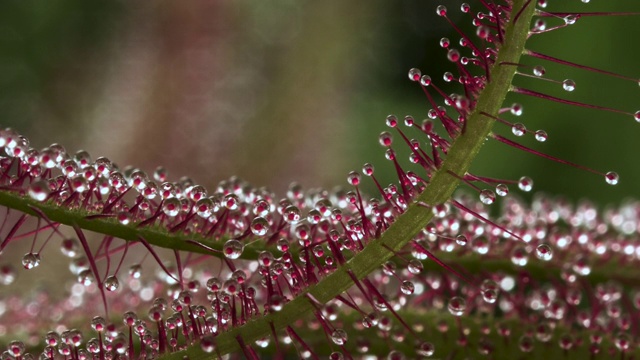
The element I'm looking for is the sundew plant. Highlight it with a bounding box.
[0,1,640,359]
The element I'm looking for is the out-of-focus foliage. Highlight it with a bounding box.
[1,0,638,204]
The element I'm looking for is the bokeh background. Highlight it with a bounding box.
[1,0,638,206]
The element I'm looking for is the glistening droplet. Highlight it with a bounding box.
[447,296,466,316]
[200,335,215,353]
[536,244,553,261]
[510,246,528,266]
[0,265,16,285]
[479,189,495,205]
[223,240,243,259]
[28,180,50,202]
[562,79,576,91]
[518,176,533,192]
[605,171,619,185]
[22,252,41,270]
[400,281,415,295]
[481,279,499,304]
[104,275,120,292]
[496,184,509,197]
[535,130,548,142]
[331,329,348,345]
[162,198,181,217]
[251,217,269,236]
[512,123,526,136]
[408,68,421,82]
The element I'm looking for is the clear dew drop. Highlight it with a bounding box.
[510,246,529,266]
[455,235,467,246]
[511,103,523,116]
[276,238,289,252]
[153,166,167,182]
[253,199,271,217]
[91,316,106,332]
[476,25,490,40]
[28,180,50,202]
[255,337,269,349]
[0,265,16,285]
[535,244,553,261]
[614,333,631,352]
[403,115,414,127]
[532,65,546,77]
[200,335,215,353]
[22,252,41,270]
[362,163,374,176]
[416,342,435,357]
[408,68,421,82]
[329,352,344,360]
[563,15,577,25]
[562,79,576,91]
[518,176,533,192]
[379,131,393,147]
[605,171,619,185]
[447,49,460,63]
[511,123,526,136]
[400,281,415,295]
[572,256,591,276]
[536,323,552,342]
[460,3,470,13]
[250,217,269,236]
[104,275,120,291]
[471,236,489,255]
[407,260,423,274]
[347,171,361,186]
[283,205,301,223]
[129,264,142,279]
[559,334,574,350]
[331,329,348,346]
[8,340,25,357]
[480,279,499,304]
[195,198,213,218]
[519,335,534,353]
[534,130,548,142]
[479,189,495,205]
[223,194,240,210]
[77,269,94,286]
[386,114,398,128]
[495,184,509,197]
[223,239,244,259]
[162,197,181,217]
[117,211,132,225]
[534,19,547,32]
[436,5,447,16]
[60,238,79,258]
[420,75,432,87]
[447,296,466,316]
[387,351,405,360]
[69,175,89,193]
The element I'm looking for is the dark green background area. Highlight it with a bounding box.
[0,0,638,206]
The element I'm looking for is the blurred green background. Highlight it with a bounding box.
[1,0,638,206]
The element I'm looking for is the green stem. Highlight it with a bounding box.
[0,191,261,258]
[166,1,538,358]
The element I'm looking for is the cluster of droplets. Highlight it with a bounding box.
[361,194,640,357]
[0,125,443,358]
[3,117,635,358]
[0,0,638,358]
